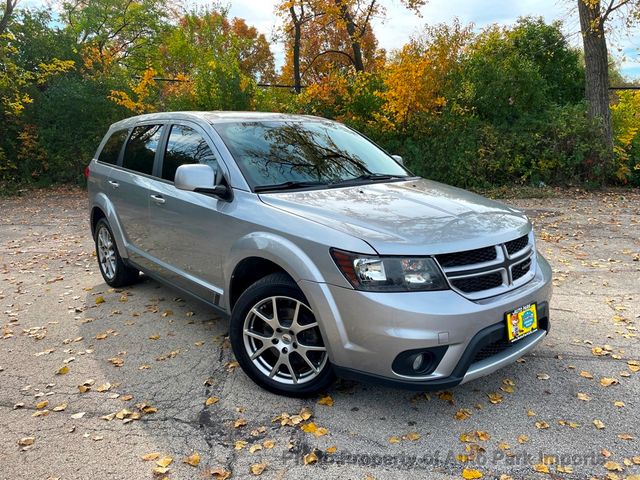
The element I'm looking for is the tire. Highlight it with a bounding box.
[230,273,335,397]
[94,218,139,288]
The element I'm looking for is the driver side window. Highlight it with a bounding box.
[162,125,220,182]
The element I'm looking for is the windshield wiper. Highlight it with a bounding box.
[329,173,408,186]
[254,180,328,193]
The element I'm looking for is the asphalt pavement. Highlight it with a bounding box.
[0,187,638,480]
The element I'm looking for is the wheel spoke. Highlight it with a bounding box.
[297,344,326,355]
[296,321,318,332]
[271,297,280,328]
[298,351,320,374]
[250,342,273,361]
[269,355,284,378]
[251,307,277,330]
[244,328,272,342]
[290,302,301,330]
[282,355,298,384]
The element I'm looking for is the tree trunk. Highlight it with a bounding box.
[289,6,302,94]
[578,0,613,149]
[336,0,365,71]
[0,0,18,36]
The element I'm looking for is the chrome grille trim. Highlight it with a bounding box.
[435,232,536,300]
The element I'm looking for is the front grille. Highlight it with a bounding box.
[437,233,534,298]
[436,246,497,268]
[472,338,514,363]
[450,271,503,293]
[512,258,532,281]
[505,235,529,256]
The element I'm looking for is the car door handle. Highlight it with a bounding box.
[150,194,165,205]
[108,180,119,188]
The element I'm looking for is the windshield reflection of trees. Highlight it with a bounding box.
[241,122,372,184]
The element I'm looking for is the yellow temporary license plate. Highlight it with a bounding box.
[506,303,538,343]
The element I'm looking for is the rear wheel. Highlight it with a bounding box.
[94,218,139,287]
[230,273,335,397]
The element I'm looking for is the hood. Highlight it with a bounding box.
[258,178,530,255]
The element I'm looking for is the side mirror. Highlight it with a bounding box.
[391,154,404,166]
[175,164,230,200]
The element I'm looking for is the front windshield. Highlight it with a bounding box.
[212,120,409,190]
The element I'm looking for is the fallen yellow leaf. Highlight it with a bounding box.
[593,419,605,429]
[600,377,619,387]
[603,460,623,471]
[141,452,160,461]
[17,437,35,446]
[250,463,266,475]
[462,468,483,479]
[263,439,275,449]
[184,452,200,467]
[156,456,173,468]
[56,365,69,375]
[208,467,231,479]
[35,400,48,409]
[95,296,105,304]
[303,452,318,465]
[205,396,219,406]
[318,395,334,406]
[533,463,550,473]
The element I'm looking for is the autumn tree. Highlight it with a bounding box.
[280,6,382,85]
[577,0,640,149]
[277,0,425,91]
[61,0,170,71]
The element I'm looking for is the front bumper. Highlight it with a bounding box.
[299,252,553,390]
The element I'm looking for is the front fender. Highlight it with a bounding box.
[223,232,327,309]
[91,192,128,259]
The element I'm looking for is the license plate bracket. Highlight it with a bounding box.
[505,303,538,343]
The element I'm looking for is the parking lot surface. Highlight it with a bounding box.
[1,187,639,479]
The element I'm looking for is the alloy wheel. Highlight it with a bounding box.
[242,296,327,385]
[97,225,117,280]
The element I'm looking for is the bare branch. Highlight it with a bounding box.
[302,49,356,77]
[602,0,632,23]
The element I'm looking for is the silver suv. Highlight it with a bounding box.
[87,111,552,397]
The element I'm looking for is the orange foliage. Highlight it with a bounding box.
[109,68,158,113]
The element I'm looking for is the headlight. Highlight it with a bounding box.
[330,248,449,292]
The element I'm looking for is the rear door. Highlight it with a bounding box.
[107,123,165,270]
[145,122,228,303]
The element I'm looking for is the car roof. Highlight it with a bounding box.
[108,111,328,130]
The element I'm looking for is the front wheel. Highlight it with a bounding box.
[229,273,335,397]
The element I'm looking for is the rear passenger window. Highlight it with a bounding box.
[98,129,128,165]
[162,125,219,182]
[122,125,163,175]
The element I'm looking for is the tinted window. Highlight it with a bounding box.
[98,129,128,165]
[162,125,219,182]
[212,120,408,188]
[122,125,163,175]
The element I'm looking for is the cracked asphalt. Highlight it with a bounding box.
[1,187,639,480]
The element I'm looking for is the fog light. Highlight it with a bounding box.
[392,346,448,377]
[412,353,425,371]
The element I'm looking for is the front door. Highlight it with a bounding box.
[145,123,229,304]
